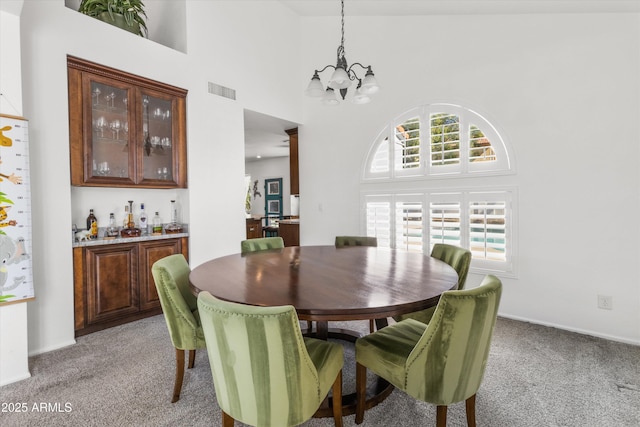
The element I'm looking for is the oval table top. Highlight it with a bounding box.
[189,245,459,322]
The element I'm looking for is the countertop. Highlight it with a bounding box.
[73,225,189,248]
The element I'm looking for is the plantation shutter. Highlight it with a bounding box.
[395,199,424,252]
[469,200,506,261]
[430,112,460,167]
[469,124,496,163]
[429,199,462,250]
[366,198,391,248]
[394,117,421,172]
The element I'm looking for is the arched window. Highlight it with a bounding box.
[361,103,517,275]
[364,103,512,180]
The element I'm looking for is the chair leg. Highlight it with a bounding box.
[222,411,235,427]
[465,394,476,427]
[188,349,196,369]
[355,362,367,424]
[436,405,447,427]
[369,319,375,333]
[172,348,185,403]
[331,369,343,427]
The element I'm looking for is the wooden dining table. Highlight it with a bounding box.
[189,245,459,416]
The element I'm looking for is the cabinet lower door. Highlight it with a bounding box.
[139,239,182,311]
[86,244,139,325]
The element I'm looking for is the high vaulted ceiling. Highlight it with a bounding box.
[279,0,640,16]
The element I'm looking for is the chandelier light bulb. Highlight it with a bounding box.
[305,73,325,97]
[360,68,380,95]
[352,86,371,104]
[322,87,340,106]
[329,67,352,90]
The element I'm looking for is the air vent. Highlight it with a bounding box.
[208,82,236,100]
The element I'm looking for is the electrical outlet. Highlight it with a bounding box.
[597,295,612,310]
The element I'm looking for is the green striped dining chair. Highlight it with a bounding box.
[334,235,378,332]
[334,235,378,247]
[151,254,206,403]
[393,243,472,325]
[355,275,502,426]
[197,291,344,427]
[240,236,285,254]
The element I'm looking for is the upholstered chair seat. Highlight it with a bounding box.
[241,236,285,254]
[356,275,502,426]
[198,291,344,427]
[151,254,207,403]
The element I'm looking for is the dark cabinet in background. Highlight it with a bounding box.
[73,237,188,336]
[68,56,188,189]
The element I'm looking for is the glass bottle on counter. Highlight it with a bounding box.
[122,205,129,228]
[139,203,148,235]
[86,209,98,239]
[120,200,141,237]
[152,212,163,235]
[106,213,119,238]
[165,199,183,233]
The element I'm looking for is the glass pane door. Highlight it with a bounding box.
[141,93,174,183]
[89,80,131,180]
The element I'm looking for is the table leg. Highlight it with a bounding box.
[316,320,329,340]
[307,319,394,419]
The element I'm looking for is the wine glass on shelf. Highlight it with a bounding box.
[110,119,122,140]
[105,91,116,108]
[92,87,101,106]
[94,116,107,138]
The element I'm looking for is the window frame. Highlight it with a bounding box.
[362,103,514,181]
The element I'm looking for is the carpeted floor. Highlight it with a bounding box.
[1,315,638,426]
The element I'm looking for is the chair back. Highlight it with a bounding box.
[151,254,200,349]
[405,275,502,405]
[335,236,378,247]
[197,291,329,427]
[241,236,284,254]
[431,243,472,290]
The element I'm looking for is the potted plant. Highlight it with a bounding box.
[78,0,148,37]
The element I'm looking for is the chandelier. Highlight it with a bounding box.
[304,0,380,105]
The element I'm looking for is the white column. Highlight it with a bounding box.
[0,5,31,387]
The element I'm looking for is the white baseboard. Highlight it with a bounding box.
[498,314,640,346]
[28,338,77,357]
[0,371,31,387]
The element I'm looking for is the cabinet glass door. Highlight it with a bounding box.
[88,79,133,182]
[140,92,175,184]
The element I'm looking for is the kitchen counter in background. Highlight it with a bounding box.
[73,225,189,248]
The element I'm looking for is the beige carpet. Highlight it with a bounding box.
[1,315,638,426]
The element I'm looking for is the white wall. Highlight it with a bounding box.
[245,157,291,217]
[299,13,640,344]
[0,4,31,386]
[12,0,302,360]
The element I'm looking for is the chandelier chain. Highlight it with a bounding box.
[340,0,345,49]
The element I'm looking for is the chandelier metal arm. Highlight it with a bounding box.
[314,64,338,75]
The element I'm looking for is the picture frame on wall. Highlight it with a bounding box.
[268,200,280,214]
[267,180,280,195]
